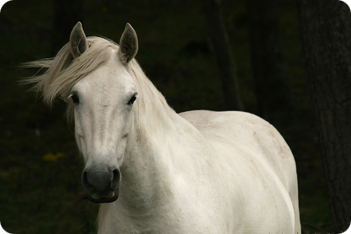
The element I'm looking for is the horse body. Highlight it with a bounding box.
[26,22,301,233]
[98,108,300,233]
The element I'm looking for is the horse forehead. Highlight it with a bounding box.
[75,60,133,94]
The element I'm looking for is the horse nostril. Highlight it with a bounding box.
[111,169,121,189]
[82,170,89,187]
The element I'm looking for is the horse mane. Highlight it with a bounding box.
[24,37,122,119]
[24,36,174,122]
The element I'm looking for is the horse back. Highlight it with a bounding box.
[179,110,296,189]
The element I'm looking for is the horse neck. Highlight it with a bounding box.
[117,62,185,213]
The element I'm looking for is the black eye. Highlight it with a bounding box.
[69,93,79,105]
[127,94,137,105]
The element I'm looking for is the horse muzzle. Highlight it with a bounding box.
[81,165,121,203]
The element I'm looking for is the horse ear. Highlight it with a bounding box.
[70,22,88,59]
[118,23,138,64]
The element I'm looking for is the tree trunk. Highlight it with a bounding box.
[296,0,351,232]
[202,0,243,110]
[247,0,294,126]
[51,0,83,56]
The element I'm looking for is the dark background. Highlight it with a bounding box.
[0,0,341,233]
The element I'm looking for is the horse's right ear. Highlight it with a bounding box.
[118,23,138,64]
[70,22,88,59]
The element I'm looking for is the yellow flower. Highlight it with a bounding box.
[42,152,66,162]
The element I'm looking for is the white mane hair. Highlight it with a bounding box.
[24,36,172,123]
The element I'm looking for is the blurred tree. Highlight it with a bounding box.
[297,0,351,232]
[51,0,83,56]
[247,0,294,126]
[202,0,243,110]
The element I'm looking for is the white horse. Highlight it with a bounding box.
[26,22,301,233]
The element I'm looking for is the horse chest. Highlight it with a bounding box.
[98,201,225,234]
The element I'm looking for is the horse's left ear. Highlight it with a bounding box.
[118,23,138,64]
[70,22,88,59]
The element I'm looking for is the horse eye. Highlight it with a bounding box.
[69,93,79,105]
[127,94,137,105]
